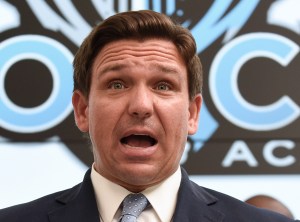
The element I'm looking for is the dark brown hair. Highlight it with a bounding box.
[73,10,202,99]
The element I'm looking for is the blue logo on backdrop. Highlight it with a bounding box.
[0,0,299,172]
[0,35,73,133]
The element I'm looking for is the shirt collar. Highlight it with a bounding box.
[91,164,131,222]
[91,164,181,222]
[143,167,181,222]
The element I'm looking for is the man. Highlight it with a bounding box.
[245,195,294,219]
[0,10,298,222]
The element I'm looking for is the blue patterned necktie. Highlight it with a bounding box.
[120,193,148,222]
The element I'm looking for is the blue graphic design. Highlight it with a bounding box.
[209,33,300,131]
[191,0,259,53]
[0,0,262,152]
[0,35,73,133]
[0,1,20,32]
[189,0,259,150]
[1,0,298,161]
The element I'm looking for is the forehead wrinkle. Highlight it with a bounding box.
[100,48,179,63]
[97,57,184,76]
[98,39,180,60]
[93,52,123,75]
[97,61,181,79]
[96,50,183,72]
[93,40,185,77]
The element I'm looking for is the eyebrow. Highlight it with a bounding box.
[98,63,127,76]
[151,63,181,75]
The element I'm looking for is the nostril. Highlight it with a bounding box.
[131,111,151,118]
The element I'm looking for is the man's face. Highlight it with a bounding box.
[73,39,201,192]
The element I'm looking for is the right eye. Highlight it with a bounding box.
[108,81,125,90]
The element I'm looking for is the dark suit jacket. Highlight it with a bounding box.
[0,168,298,222]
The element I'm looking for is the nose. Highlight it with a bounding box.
[128,86,153,119]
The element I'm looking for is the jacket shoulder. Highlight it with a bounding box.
[0,183,81,222]
[178,168,297,222]
[199,184,296,222]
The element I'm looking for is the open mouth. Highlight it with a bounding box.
[120,135,157,148]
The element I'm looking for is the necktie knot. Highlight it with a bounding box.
[120,193,148,222]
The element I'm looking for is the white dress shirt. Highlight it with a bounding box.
[91,164,181,222]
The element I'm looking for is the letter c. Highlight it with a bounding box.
[209,33,300,131]
[263,140,295,167]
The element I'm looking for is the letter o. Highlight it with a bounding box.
[0,35,73,133]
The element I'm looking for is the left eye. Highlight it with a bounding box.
[156,83,170,91]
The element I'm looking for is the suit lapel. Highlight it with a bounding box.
[48,169,100,222]
[173,168,225,222]
[46,168,224,222]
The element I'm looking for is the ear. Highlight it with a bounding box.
[188,94,202,135]
[72,90,89,132]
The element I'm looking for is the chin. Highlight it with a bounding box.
[119,164,161,185]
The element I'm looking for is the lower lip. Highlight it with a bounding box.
[119,142,158,158]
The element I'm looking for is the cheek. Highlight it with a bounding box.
[161,102,190,136]
[88,99,124,138]
[88,101,109,137]
[173,101,190,123]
